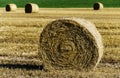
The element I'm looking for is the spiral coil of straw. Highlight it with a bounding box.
[39,18,103,71]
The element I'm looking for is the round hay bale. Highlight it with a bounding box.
[93,2,104,10]
[25,3,39,13]
[39,18,103,71]
[6,4,17,12]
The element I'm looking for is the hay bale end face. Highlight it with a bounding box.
[6,4,17,12]
[39,18,103,71]
[25,3,39,13]
[93,2,104,10]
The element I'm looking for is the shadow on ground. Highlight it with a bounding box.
[0,64,43,70]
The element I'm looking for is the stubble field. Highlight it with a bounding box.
[0,8,120,78]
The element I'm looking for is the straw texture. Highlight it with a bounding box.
[39,18,103,71]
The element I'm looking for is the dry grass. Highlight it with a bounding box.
[0,65,119,78]
[0,8,120,77]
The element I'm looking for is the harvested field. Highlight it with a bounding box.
[0,8,120,77]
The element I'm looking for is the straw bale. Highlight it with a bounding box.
[93,2,104,10]
[6,4,17,12]
[39,18,103,71]
[25,3,39,13]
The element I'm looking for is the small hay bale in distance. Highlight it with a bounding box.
[39,18,103,71]
[25,3,39,13]
[93,2,104,10]
[6,4,17,12]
